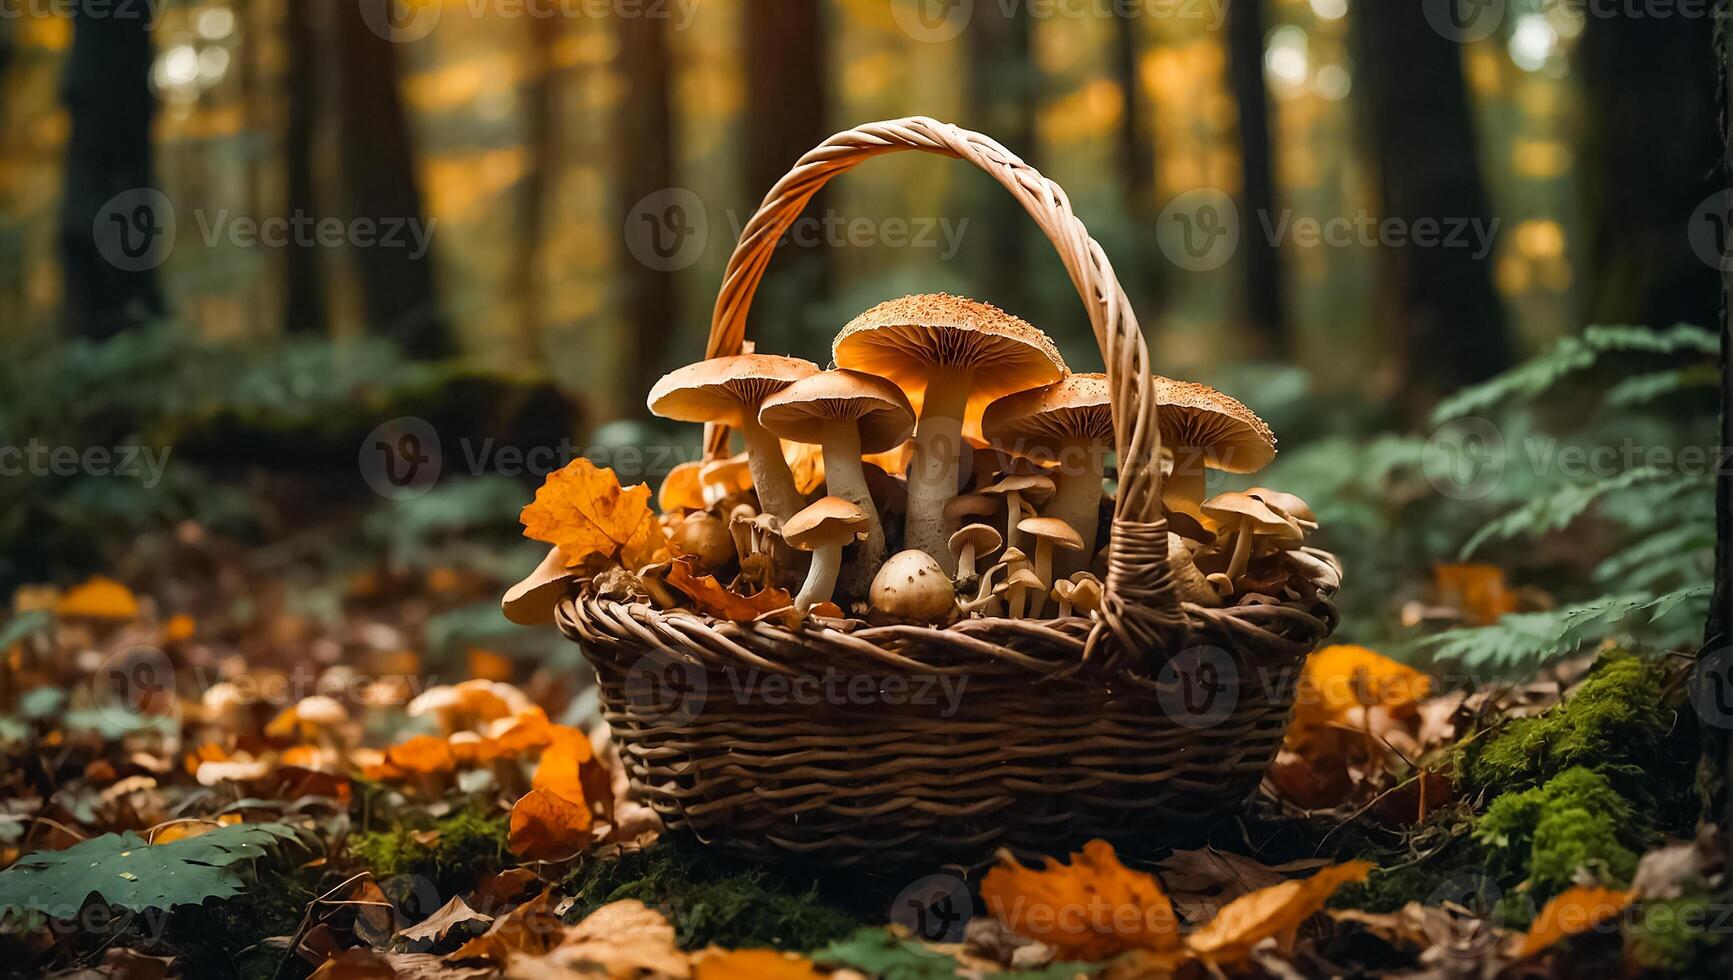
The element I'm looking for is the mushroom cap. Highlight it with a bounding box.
[833,294,1067,411]
[698,454,754,495]
[870,550,956,622]
[1201,491,1296,534]
[1006,567,1045,590]
[295,695,348,727]
[1153,376,1276,474]
[657,460,708,511]
[670,513,735,569]
[1246,486,1317,525]
[983,473,1056,500]
[943,492,998,521]
[981,373,1115,457]
[1001,546,1029,566]
[648,354,819,427]
[1018,516,1085,551]
[782,495,870,550]
[1069,576,1103,611]
[502,545,578,627]
[949,523,1003,556]
[759,370,916,454]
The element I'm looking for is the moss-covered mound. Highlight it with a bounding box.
[349,806,511,898]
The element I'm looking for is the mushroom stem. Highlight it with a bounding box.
[1008,580,1031,619]
[820,420,884,595]
[1003,492,1025,551]
[1225,520,1254,581]
[907,375,970,573]
[794,542,844,613]
[1028,540,1054,618]
[955,542,981,580]
[1048,438,1103,578]
[739,419,804,521]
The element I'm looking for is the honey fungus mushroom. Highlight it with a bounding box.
[1153,377,1276,521]
[759,369,915,595]
[648,354,819,521]
[983,373,1113,578]
[1201,491,1301,583]
[834,294,1066,572]
[782,496,870,613]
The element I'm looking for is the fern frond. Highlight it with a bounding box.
[1606,364,1720,406]
[1423,584,1708,670]
[1459,466,1675,558]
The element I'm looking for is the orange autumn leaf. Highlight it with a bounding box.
[694,948,825,979]
[1186,860,1373,961]
[54,576,140,620]
[492,707,557,756]
[1434,563,1518,626]
[520,459,667,570]
[532,725,611,821]
[658,460,709,511]
[1290,645,1431,752]
[451,890,565,962]
[161,613,196,642]
[386,735,457,774]
[467,647,515,682]
[666,558,795,623]
[1516,886,1631,958]
[508,787,594,860]
[980,838,1179,961]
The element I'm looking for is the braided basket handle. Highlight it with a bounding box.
[703,117,1183,670]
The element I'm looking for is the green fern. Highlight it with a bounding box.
[1424,586,1710,669]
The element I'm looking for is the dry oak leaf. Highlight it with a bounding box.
[509,787,594,861]
[507,900,689,979]
[1515,886,1631,959]
[692,948,824,980]
[308,948,397,980]
[521,458,667,570]
[981,839,1180,961]
[1185,860,1372,961]
[450,889,566,963]
[54,576,140,620]
[666,558,796,623]
[398,895,494,952]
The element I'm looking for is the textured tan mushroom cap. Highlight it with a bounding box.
[870,550,956,623]
[1201,491,1297,534]
[949,523,1002,554]
[982,373,1114,454]
[648,354,819,427]
[1153,376,1276,474]
[983,473,1055,500]
[758,370,916,453]
[1246,486,1316,525]
[1017,516,1085,551]
[502,545,577,626]
[782,496,870,549]
[833,294,1067,407]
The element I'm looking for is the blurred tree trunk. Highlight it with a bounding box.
[1226,0,1285,354]
[1578,14,1718,331]
[59,0,162,339]
[968,4,1037,312]
[331,0,448,358]
[283,0,326,335]
[1712,0,1730,841]
[514,13,561,366]
[615,10,676,401]
[1353,3,1510,410]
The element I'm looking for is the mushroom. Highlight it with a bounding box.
[1068,574,1103,617]
[759,370,916,595]
[1201,491,1302,582]
[782,496,870,613]
[657,460,708,512]
[982,374,1114,577]
[668,512,734,571]
[502,545,577,627]
[698,454,755,506]
[1152,377,1277,521]
[266,695,348,746]
[981,474,1055,552]
[648,354,819,520]
[958,562,1011,616]
[948,524,1002,583]
[1004,567,1045,619]
[1016,516,1085,617]
[1166,532,1223,607]
[1051,579,1077,618]
[869,550,957,624]
[834,294,1067,571]
[1246,486,1318,531]
[727,503,757,562]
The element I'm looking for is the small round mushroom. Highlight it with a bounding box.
[869,550,956,624]
[1016,516,1084,617]
[760,370,916,595]
[1201,491,1301,583]
[981,473,1055,552]
[1068,574,1103,617]
[948,524,1003,583]
[1051,579,1077,618]
[669,512,734,571]
[782,496,871,613]
[983,374,1114,577]
[657,460,708,512]
[1004,567,1046,619]
[1246,486,1318,530]
[648,354,819,520]
[1166,532,1223,607]
[502,545,578,627]
[834,294,1067,571]
[1153,377,1277,520]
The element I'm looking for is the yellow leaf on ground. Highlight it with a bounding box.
[980,839,1180,961]
[666,558,795,623]
[527,900,690,978]
[54,576,140,620]
[1516,886,1631,958]
[1186,860,1372,961]
[508,787,593,860]
[693,947,824,979]
[521,459,667,570]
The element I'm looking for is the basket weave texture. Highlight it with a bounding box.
[555,118,1341,867]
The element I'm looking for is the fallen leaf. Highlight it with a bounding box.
[309,947,396,980]
[692,947,824,979]
[658,460,709,511]
[387,736,457,775]
[54,576,140,620]
[666,558,795,623]
[1434,563,1518,626]
[450,890,565,962]
[520,459,667,570]
[532,725,612,822]
[1154,849,1331,925]
[1515,886,1631,958]
[1185,860,1373,961]
[981,839,1180,961]
[515,900,689,979]
[508,788,593,861]
[398,895,493,952]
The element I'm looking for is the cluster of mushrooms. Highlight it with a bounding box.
[509,293,1334,628]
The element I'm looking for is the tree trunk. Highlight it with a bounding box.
[59,0,162,339]
[1579,13,1718,331]
[1713,0,1732,844]
[614,9,675,401]
[284,0,326,335]
[514,13,561,367]
[330,0,448,358]
[967,4,1037,312]
[1353,2,1511,410]
[1226,0,1285,354]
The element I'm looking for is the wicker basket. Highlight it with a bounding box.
[556,118,1339,868]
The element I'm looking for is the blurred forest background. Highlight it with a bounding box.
[0,0,1722,670]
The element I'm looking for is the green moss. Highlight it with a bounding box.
[164,869,317,980]
[1475,766,1649,902]
[1529,807,1639,898]
[1626,895,1721,975]
[349,806,509,896]
[1331,806,1491,914]
[564,840,860,952]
